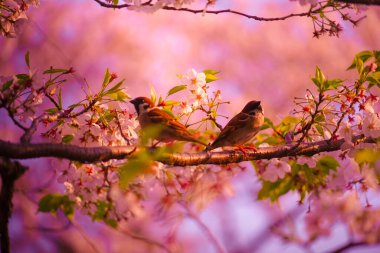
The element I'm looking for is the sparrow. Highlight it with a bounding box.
[206,100,264,150]
[130,97,208,146]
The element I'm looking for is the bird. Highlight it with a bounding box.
[130,97,208,146]
[206,100,264,150]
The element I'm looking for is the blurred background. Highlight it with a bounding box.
[1,0,380,252]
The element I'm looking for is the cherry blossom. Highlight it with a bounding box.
[362,113,380,138]
[262,158,291,182]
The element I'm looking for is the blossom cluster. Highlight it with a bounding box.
[256,51,380,246]
[0,0,39,37]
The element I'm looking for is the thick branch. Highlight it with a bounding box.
[0,135,374,166]
[0,158,28,253]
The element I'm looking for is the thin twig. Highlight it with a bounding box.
[92,0,335,22]
[179,202,227,253]
[121,228,172,253]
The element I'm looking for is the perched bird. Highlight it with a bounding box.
[130,97,207,146]
[207,100,264,150]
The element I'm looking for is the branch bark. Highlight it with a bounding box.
[335,0,380,5]
[0,135,374,166]
[0,158,28,253]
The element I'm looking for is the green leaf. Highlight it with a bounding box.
[1,79,13,92]
[25,51,30,69]
[38,194,74,218]
[112,0,119,4]
[276,116,300,135]
[105,90,130,102]
[93,201,110,220]
[150,85,157,104]
[38,194,62,213]
[316,156,339,175]
[258,177,293,202]
[204,69,220,83]
[101,68,112,92]
[373,50,380,61]
[261,117,274,130]
[314,113,325,123]
[355,148,380,167]
[367,72,380,88]
[356,57,364,76]
[16,74,30,80]
[357,50,373,62]
[167,85,187,97]
[311,66,325,90]
[119,152,153,188]
[58,88,62,108]
[43,68,69,74]
[324,79,343,90]
[347,51,373,70]
[62,134,74,144]
[203,69,219,75]
[103,80,125,95]
[45,107,59,115]
[106,219,118,228]
[315,124,325,137]
[140,124,165,145]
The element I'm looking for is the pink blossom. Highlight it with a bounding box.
[362,113,380,138]
[183,68,206,90]
[297,156,317,168]
[262,159,291,182]
[338,121,353,146]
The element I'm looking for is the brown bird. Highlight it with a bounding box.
[130,97,207,146]
[207,100,264,150]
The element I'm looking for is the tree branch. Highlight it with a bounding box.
[325,241,368,253]
[335,0,380,5]
[0,135,375,166]
[0,158,28,253]
[92,0,326,21]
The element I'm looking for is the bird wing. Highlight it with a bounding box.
[145,108,207,145]
[211,112,252,147]
[147,108,189,131]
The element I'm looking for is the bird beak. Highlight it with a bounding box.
[130,99,136,105]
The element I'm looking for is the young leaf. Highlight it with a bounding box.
[203,69,220,75]
[38,194,74,218]
[25,51,30,69]
[258,177,293,202]
[204,69,220,83]
[45,108,59,115]
[119,152,153,188]
[150,84,157,104]
[105,90,130,102]
[347,51,373,70]
[311,66,325,90]
[261,117,274,130]
[316,156,339,175]
[62,134,74,144]
[58,88,62,108]
[355,148,380,167]
[324,79,343,90]
[43,68,70,74]
[167,85,187,97]
[1,79,13,92]
[101,68,111,90]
